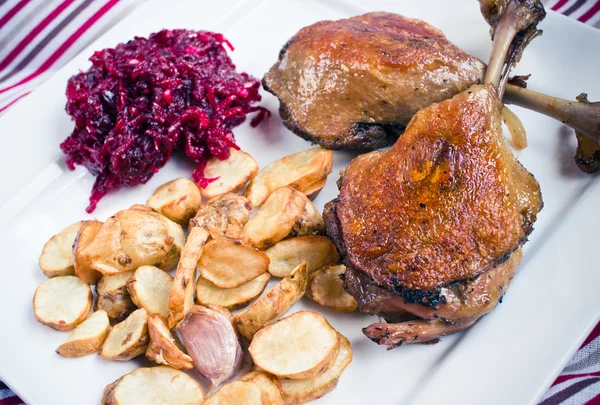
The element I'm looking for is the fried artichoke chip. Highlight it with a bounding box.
[244,148,333,207]
[56,310,110,358]
[266,236,340,278]
[100,308,149,361]
[234,262,308,341]
[201,148,259,198]
[249,311,340,380]
[147,178,202,225]
[81,206,185,276]
[127,265,173,318]
[241,187,306,249]
[33,275,92,331]
[198,237,270,289]
[39,221,82,278]
[101,366,204,405]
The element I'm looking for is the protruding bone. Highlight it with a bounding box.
[482,0,545,94]
[364,319,477,349]
[505,85,600,173]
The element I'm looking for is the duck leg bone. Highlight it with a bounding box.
[504,84,600,173]
[482,0,545,94]
[363,319,478,349]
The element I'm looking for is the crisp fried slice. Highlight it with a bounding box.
[198,237,269,288]
[234,262,308,341]
[244,148,333,207]
[127,265,173,318]
[101,366,204,405]
[203,381,263,405]
[279,333,353,404]
[240,371,285,405]
[201,148,259,198]
[39,221,82,278]
[146,313,193,370]
[96,272,137,324]
[147,178,202,225]
[81,206,185,276]
[289,197,325,237]
[300,178,326,200]
[306,265,358,312]
[33,276,92,331]
[266,236,340,277]
[241,187,306,249]
[249,311,340,379]
[189,193,252,239]
[73,220,103,284]
[196,272,271,310]
[168,226,210,328]
[56,310,110,357]
[100,308,149,361]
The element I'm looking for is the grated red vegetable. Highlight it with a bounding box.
[60,29,268,213]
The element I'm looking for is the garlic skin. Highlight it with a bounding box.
[177,305,243,390]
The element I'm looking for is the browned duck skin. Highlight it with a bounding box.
[262,12,486,149]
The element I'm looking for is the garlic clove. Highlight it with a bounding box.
[177,305,243,391]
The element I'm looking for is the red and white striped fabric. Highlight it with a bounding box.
[0,0,140,114]
[1,1,600,405]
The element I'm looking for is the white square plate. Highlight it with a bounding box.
[1,0,600,404]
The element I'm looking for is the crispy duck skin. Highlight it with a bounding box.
[262,12,486,149]
[331,86,540,293]
[325,0,545,347]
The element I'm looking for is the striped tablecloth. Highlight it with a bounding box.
[1,0,599,404]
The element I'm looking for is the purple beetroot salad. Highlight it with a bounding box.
[60,29,268,213]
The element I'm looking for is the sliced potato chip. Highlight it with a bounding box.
[203,380,263,405]
[127,265,173,318]
[168,226,210,328]
[101,366,205,405]
[56,310,110,358]
[198,237,269,289]
[201,148,259,198]
[249,311,339,379]
[100,308,149,361]
[146,313,193,370]
[234,262,308,341]
[189,193,252,239]
[96,272,137,324]
[33,275,92,331]
[73,220,103,285]
[241,187,306,249]
[266,236,340,278]
[244,148,333,207]
[240,371,284,405]
[289,197,325,237]
[306,265,358,312]
[39,221,82,278]
[196,272,270,310]
[280,333,353,404]
[81,206,185,276]
[300,178,326,200]
[147,178,202,225]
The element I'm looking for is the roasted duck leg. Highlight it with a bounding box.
[264,11,600,173]
[263,12,486,149]
[325,0,545,348]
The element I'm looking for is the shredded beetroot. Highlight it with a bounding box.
[60,29,268,213]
